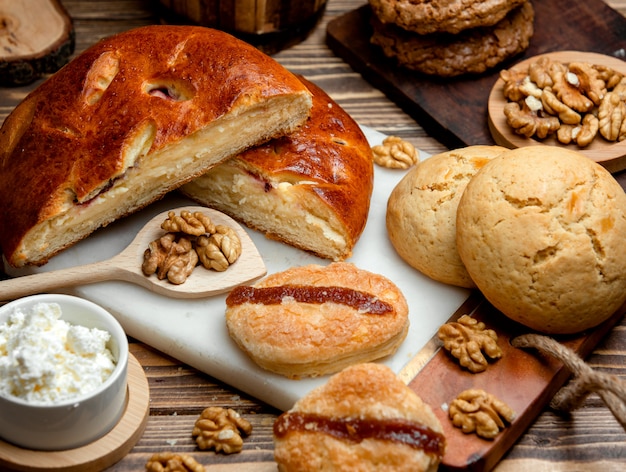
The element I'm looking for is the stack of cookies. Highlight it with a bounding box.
[368,0,535,77]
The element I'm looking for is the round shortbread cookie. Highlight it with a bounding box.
[369,0,527,35]
[456,146,626,334]
[386,146,508,288]
[370,1,534,77]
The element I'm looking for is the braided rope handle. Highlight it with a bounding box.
[512,333,626,431]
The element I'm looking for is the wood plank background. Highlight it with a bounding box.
[0,1,625,471]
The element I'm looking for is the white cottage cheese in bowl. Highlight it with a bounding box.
[0,294,128,450]
[0,302,116,404]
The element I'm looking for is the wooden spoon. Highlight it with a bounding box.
[0,207,267,302]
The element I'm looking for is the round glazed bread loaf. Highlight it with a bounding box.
[386,145,508,288]
[456,146,626,334]
[273,363,445,472]
[181,77,374,261]
[0,25,312,268]
[225,262,409,379]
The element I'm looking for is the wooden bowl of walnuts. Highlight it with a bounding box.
[488,50,626,173]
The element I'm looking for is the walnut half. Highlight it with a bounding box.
[142,233,198,285]
[371,136,419,169]
[438,315,502,373]
[145,452,204,472]
[448,389,515,439]
[191,407,252,454]
[142,210,242,285]
[195,226,242,272]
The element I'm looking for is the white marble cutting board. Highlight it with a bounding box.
[5,127,470,411]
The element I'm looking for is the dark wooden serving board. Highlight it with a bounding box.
[326,0,626,150]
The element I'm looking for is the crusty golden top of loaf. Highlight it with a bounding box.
[0,25,312,267]
[214,77,374,254]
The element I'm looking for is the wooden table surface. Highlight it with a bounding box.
[1,1,626,471]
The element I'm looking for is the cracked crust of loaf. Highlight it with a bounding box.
[387,145,508,288]
[273,363,444,472]
[0,25,312,268]
[369,0,527,35]
[456,146,626,334]
[181,77,374,262]
[370,1,534,77]
[225,262,409,379]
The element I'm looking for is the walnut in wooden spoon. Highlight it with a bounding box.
[0,207,266,301]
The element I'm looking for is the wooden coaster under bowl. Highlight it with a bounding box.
[488,51,626,173]
[0,353,150,471]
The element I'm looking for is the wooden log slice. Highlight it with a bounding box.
[0,0,75,86]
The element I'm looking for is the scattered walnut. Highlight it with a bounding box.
[142,233,198,285]
[438,315,502,373]
[371,136,419,169]
[191,407,252,454]
[500,57,626,146]
[449,389,515,439]
[145,452,204,472]
[195,226,242,272]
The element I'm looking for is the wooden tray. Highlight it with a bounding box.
[326,0,626,167]
[488,50,626,173]
[405,294,626,471]
[0,354,150,472]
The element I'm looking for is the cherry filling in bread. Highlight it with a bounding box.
[273,412,445,457]
[145,82,193,102]
[226,285,394,314]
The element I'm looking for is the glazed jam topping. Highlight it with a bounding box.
[225,285,393,314]
[273,412,445,457]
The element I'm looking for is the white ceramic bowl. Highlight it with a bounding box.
[0,294,129,450]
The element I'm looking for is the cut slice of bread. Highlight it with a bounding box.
[181,78,373,261]
[0,25,312,267]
